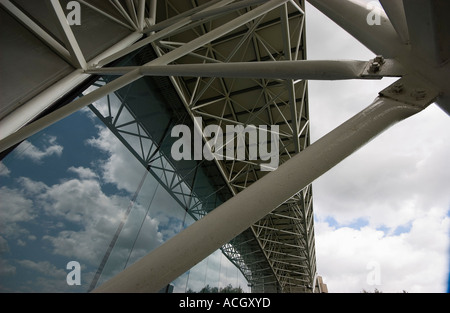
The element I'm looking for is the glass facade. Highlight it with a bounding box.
[0,47,249,293]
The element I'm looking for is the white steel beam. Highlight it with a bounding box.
[379,0,409,44]
[148,0,157,26]
[306,0,404,58]
[92,78,439,293]
[89,59,397,79]
[280,3,300,153]
[137,0,146,30]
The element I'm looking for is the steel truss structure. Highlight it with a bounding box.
[0,0,448,293]
[84,0,315,292]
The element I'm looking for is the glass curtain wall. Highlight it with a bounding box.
[0,46,249,293]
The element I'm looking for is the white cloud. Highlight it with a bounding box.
[17,239,26,246]
[0,258,16,277]
[0,167,164,281]
[16,259,66,278]
[13,259,81,293]
[0,186,36,237]
[0,161,10,177]
[68,166,98,180]
[312,105,450,230]
[41,178,118,223]
[14,135,63,163]
[86,126,145,194]
[315,209,449,293]
[35,176,162,265]
[18,176,49,195]
[0,236,9,253]
[0,236,16,277]
[20,175,168,291]
[0,119,195,290]
[305,1,450,293]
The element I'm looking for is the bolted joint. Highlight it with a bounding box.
[379,78,439,108]
[360,56,406,79]
[369,55,385,73]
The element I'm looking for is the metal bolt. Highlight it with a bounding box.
[369,61,381,73]
[369,55,385,73]
[374,55,385,64]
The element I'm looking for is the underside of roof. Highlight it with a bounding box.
[0,0,318,292]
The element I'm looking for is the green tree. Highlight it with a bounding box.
[199,284,218,293]
[194,284,244,293]
[220,284,243,293]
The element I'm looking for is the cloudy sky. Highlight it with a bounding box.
[0,0,448,294]
[305,1,450,293]
[0,105,250,293]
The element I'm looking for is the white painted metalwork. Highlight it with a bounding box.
[0,0,448,293]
